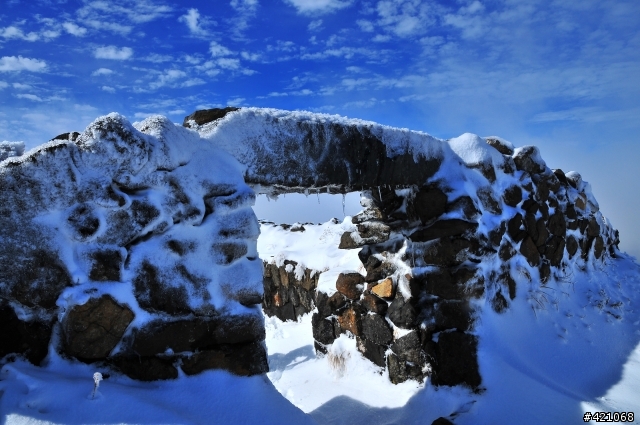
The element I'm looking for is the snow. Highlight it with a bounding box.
[447,133,505,168]
[0,141,24,161]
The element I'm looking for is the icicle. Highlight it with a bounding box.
[342,193,346,217]
[317,190,320,204]
[378,185,382,202]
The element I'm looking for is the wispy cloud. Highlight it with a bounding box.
[0,56,47,72]
[308,19,323,32]
[283,0,353,15]
[94,46,133,60]
[16,93,44,102]
[92,68,114,76]
[0,25,40,41]
[77,0,173,24]
[102,85,116,93]
[62,22,87,37]
[230,0,258,37]
[179,8,210,37]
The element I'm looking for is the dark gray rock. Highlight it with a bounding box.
[432,331,481,389]
[544,235,565,267]
[520,236,541,266]
[388,296,417,329]
[181,341,268,376]
[88,249,123,282]
[507,213,526,242]
[362,314,393,345]
[362,292,389,315]
[183,107,240,127]
[312,313,337,346]
[413,185,447,224]
[491,291,508,313]
[410,220,478,243]
[513,145,546,175]
[485,137,514,155]
[566,236,579,258]
[435,301,471,332]
[357,336,387,368]
[0,303,53,365]
[503,185,522,207]
[477,187,502,215]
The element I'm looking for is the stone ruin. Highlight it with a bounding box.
[0,107,620,391]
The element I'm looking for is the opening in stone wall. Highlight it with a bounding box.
[253,192,363,224]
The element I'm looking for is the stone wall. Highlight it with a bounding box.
[0,113,267,380]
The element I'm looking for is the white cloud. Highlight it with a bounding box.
[375,0,433,37]
[216,58,241,70]
[210,41,233,57]
[150,69,187,89]
[227,97,246,106]
[179,8,208,36]
[16,93,43,102]
[181,78,206,87]
[143,54,173,63]
[373,34,391,42]
[284,0,353,15]
[92,68,114,76]
[0,56,47,72]
[356,19,375,32]
[84,20,133,36]
[12,83,32,89]
[63,22,88,36]
[0,81,8,89]
[241,51,261,61]
[267,89,313,97]
[74,104,97,111]
[77,0,173,24]
[308,19,324,31]
[0,26,40,41]
[94,46,133,60]
[230,0,258,35]
[101,85,116,92]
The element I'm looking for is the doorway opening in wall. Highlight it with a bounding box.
[253,191,363,225]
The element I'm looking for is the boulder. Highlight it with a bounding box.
[544,235,565,267]
[356,336,387,368]
[513,145,546,175]
[447,196,480,220]
[87,249,124,282]
[62,295,134,360]
[0,304,53,365]
[316,291,347,318]
[477,187,502,215]
[520,236,541,266]
[111,356,178,381]
[356,222,391,243]
[180,341,268,376]
[312,313,337,346]
[507,213,527,242]
[434,301,472,332]
[182,107,240,127]
[413,185,447,224]
[547,211,566,237]
[338,232,359,249]
[432,331,481,388]
[491,291,508,313]
[362,314,393,346]
[499,241,516,261]
[336,272,365,300]
[485,137,514,155]
[362,292,388,315]
[371,278,394,299]
[424,271,460,300]
[388,296,418,329]
[503,185,522,207]
[337,307,362,336]
[565,236,579,259]
[410,219,478,243]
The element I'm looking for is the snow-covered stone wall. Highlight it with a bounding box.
[0,114,266,380]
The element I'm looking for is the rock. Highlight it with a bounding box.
[413,185,447,224]
[362,313,393,345]
[133,261,192,316]
[212,242,248,264]
[431,418,455,425]
[503,185,522,207]
[565,204,577,220]
[387,353,425,384]
[315,291,347,318]
[544,235,565,267]
[498,270,517,300]
[182,107,240,127]
[312,313,337,346]
[181,341,268,376]
[594,236,605,259]
[485,137,514,155]
[507,213,527,242]
[371,278,394,299]
[575,193,587,211]
[356,336,387,368]
[553,168,568,185]
[112,356,178,381]
[0,303,53,365]
[539,261,551,283]
[63,295,134,360]
[337,307,362,336]
[520,236,541,266]
[499,241,516,261]
[488,221,506,247]
[336,272,365,300]
[424,270,460,300]
[547,211,566,237]
[435,301,472,331]
[477,187,502,215]
[88,249,123,282]
[587,217,600,238]
[338,232,359,249]
[566,236,579,258]
[447,196,480,220]
[388,296,417,328]
[390,332,421,363]
[362,292,388,315]
[370,186,404,217]
[410,219,478,243]
[9,249,73,310]
[432,331,481,388]
[513,145,546,175]
[67,203,101,240]
[491,291,508,313]
[356,221,391,243]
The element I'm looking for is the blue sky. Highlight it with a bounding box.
[1,0,639,257]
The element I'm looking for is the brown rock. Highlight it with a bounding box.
[371,278,394,299]
[63,295,134,360]
[183,107,240,127]
[477,187,502,215]
[485,137,514,155]
[88,249,123,282]
[507,213,527,242]
[547,211,566,237]
[337,307,362,336]
[575,193,587,210]
[544,235,565,267]
[566,236,579,258]
[338,232,359,249]
[594,236,605,259]
[336,272,365,300]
